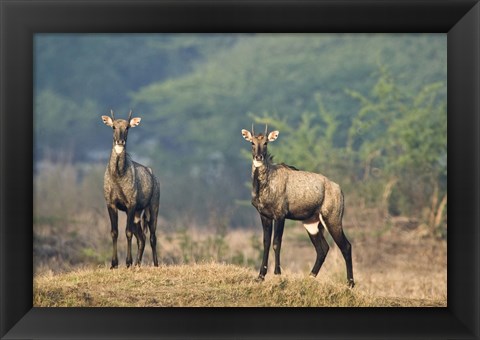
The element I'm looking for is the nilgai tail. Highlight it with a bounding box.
[102,110,160,268]
[241,124,354,287]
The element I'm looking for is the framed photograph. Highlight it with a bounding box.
[1,0,479,339]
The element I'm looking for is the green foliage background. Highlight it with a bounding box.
[34,33,447,233]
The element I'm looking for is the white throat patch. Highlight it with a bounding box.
[114,145,124,154]
[253,160,264,168]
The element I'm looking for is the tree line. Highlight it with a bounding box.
[34,34,446,234]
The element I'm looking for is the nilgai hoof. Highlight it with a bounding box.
[309,273,317,279]
[274,268,282,275]
[348,279,355,288]
[110,265,118,269]
[255,275,265,282]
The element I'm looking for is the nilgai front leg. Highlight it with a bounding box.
[258,215,273,281]
[125,207,137,268]
[273,218,285,275]
[107,206,119,269]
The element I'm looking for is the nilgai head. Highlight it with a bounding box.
[241,124,279,168]
[101,110,141,154]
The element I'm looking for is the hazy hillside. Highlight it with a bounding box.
[37,34,446,227]
[35,34,446,166]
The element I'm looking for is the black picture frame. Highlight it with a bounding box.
[1,0,478,339]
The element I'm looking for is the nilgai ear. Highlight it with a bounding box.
[268,130,279,142]
[129,117,141,127]
[241,129,253,142]
[102,115,114,127]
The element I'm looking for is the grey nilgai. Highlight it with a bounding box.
[242,125,354,287]
[102,110,160,268]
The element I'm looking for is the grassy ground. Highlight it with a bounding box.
[34,213,447,307]
[33,263,445,307]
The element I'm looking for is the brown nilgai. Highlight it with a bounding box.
[102,110,160,268]
[241,124,354,287]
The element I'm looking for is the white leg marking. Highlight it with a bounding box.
[134,211,143,224]
[303,222,319,235]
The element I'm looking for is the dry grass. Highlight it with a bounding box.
[33,213,447,306]
[33,263,445,307]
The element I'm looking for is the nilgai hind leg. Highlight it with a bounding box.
[303,222,330,278]
[133,211,146,266]
[323,213,354,288]
[145,206,159,266]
